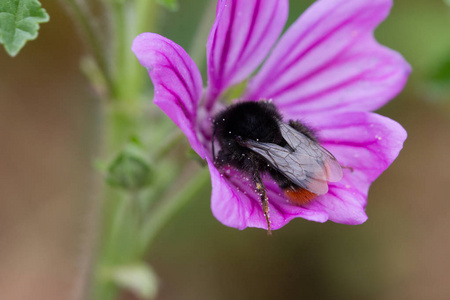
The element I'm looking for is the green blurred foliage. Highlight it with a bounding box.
[431,53,450,84]
[157,0,179,11]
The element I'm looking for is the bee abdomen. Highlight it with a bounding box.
[284,188,317,205]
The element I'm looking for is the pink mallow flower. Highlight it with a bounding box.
[132,0,410,231]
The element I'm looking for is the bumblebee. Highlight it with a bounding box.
[212,101,343,234]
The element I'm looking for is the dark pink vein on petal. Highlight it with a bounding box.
[321,140,389,167]
[278,67,398,114]
[228,171,266,218]
[208,14,220,80]
[297,87,396,115]
[266,5,370,85]
[159,82,191,121]
[268,201,285,219]
[234,1,280,79]
[157,38,201,101]
[154,51,196,114]
[218,2,237,84]
[227,174,255,226]
[270,43,362,103]
[264,1,342,79]
[232,0,260,68]
[276,64,386,109]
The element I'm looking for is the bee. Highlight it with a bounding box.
[212,101,343,235]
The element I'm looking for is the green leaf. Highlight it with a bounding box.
[157,0,179,11]
[110,263,158,299]
[0,0,49,57]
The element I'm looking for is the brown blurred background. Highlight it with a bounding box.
[1,0,450,299]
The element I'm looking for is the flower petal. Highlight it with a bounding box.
[245,0,410,117]
[205,0,288,109]
[304,111,407,224]
[207,158,328,230]
[132,33,205,158]
[208,111,406,229]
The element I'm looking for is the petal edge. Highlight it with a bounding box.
[132,33,206,158]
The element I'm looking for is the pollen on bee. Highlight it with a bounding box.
[284,188,317,206]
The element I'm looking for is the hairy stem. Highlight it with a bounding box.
[112,0,158,102]
[111,1,127,99]
[62,0,114,95]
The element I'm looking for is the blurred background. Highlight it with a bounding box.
[1,0,450,299]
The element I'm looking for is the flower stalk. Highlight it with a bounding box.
[62,0,114,95]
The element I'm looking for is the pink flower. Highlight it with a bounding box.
[132,0,410,230]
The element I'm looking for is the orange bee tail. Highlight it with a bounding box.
[284,188,317,206]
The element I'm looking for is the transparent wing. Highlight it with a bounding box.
[278,122,343,183]
[242,122,343,195]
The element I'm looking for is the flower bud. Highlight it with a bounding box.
[107,142,152,190]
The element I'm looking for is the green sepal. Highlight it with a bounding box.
[0,0,49,57]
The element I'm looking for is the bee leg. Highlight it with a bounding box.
[253,171,272,236]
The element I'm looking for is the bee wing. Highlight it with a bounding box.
[242,123,343,195]
[278,122,343,183]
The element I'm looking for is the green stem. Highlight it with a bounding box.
[105,193,129,260]
[72,167,105,300]
[130,0,158,98]
[63,0,114,95]
[135,0,158,39]
[138,167,210,254]
[92,106,144,300]
[112,0,158,101]
[111,1,127,99]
